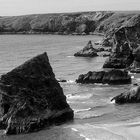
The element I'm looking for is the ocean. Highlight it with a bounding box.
[0,35,140,140]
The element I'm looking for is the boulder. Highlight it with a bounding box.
[111,86,140,104]
[76,69,131,85]
[0,52,74,135]
[103,27,134,68]
[74,41,98,57]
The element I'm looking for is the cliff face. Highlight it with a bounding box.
[0,52,73,135]
[1,11,140,36]
[0,11,113,34]
[103,14,140,68]
[96,12,140,37]
[103,27,134,68]
[0,11,140,36]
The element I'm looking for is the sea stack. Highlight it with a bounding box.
[103,27,134,68]
[0,52,74,135]
[74,40,98,57]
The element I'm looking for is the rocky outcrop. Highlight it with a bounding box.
[0,11,140,36]
[74,41,98,57]
[111,85,140,104]
[103,27,135,68]
[96,13,140,37]
[76,69,131,84]
[128,46,140,73]
[101,37,113,47]
[0,11,114,35]
[0,52,73,135]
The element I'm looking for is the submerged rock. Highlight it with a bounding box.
[76,69,131,85]
[111,86,140,104]
[74,41,98,57]
[0,52,73,135]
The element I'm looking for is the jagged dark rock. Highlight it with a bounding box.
[0,52,74,135]
[103,27,134,68]
[91,47,111,52]
[74,41,98,57]
[111,86,140,104]
[101,37,113,47]
[128,46,140,73]
[76,69,131,85]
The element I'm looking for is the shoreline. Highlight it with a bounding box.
[0,32,104,36]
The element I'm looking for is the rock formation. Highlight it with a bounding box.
[101,37,113,47]
[103,27,134,68]
[76,69,131,85]
[128,46,140,73]
[111,85,140,104]
[74,41,98,57]
[0,52,74,135]
[0,11,113,35]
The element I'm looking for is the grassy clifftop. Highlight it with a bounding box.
[96,11,140,37]
[0,11,113,34]
[0,11,140,35]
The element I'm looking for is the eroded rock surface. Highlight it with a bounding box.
[76,69,131,84]
[0,52,73,135]
[103,27,135,68]
[111,86,140,104]
[74,41,98,57]
[128,46,140,73]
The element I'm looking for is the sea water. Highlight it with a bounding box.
[0,35,140,140]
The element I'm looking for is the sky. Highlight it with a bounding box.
[0,0,140,16]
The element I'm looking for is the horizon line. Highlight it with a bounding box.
[1,10,140,17]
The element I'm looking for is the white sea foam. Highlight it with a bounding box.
[80,134,90,140]
[131,75,134,79]
[67,80,75,83]
[71,128,78,132]
[94,83,109,86]
[75,108,91,113]
[66,94,92,100]
[67,56,74,58]
[110,99,115,104]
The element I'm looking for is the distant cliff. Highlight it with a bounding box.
[96,11,140,37]
[0,11,113,35]
[0,11,140,36]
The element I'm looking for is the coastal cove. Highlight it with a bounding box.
[0,34,140,139]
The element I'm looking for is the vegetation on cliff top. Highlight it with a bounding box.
[0,11,140,35]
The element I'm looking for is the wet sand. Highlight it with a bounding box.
[1,122,140,140]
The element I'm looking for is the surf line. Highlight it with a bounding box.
[79,134,91,140]
[71,128,91,140]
